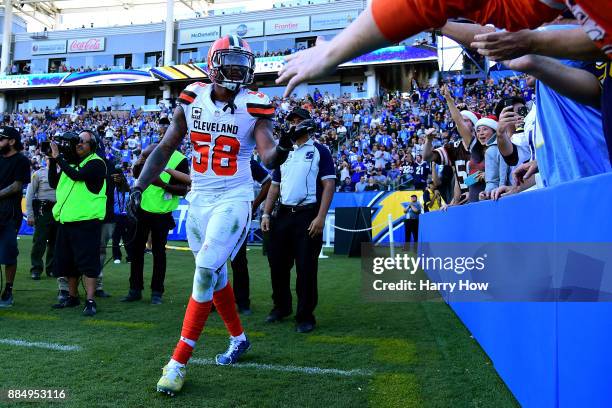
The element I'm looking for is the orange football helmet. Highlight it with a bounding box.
[207,35,255,91]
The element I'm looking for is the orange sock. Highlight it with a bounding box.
[213,283,244,337]
[171,296,212,364]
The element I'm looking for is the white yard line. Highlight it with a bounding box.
[191,358,372,377]
[0,338,82,352]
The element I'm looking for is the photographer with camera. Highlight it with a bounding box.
[94,153,129,299]
[121,133,189,305]
[111,164,132,264]
[261,107,335,333]
[48,130,107,316]
[25,156,56,280]
[0,126,31,308]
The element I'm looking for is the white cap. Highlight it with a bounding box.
[460,110,478,127]
[475,117,498,132]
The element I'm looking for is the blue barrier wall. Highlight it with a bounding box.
[419,172,612,408]
[19,190,426,243]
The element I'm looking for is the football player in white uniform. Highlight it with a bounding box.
[126,35,293,396]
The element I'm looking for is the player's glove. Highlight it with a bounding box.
[277,126,295,152]
[126,186,143,224]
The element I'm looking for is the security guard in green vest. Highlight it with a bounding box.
[121,139,189,305]
[48,130,106,317]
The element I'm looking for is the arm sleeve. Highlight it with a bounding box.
[484,147,500,192]
[247,92,275,119]
[501,143,519,166]
[315,143,337,181]
[499,149,511,188]
[271,168,281,185]
[434,145,452,166]
[25,173,37,218]
[177,83,200,105]
[371,0,560,43]
[250,159,271,185]
[48,159,60,189]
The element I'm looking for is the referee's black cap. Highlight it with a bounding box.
[287,107,311,121]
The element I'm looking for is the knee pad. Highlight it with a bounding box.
[195,238,227,272]
[192,266,217,302]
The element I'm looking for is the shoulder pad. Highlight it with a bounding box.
[245,91,274,119]
[178,82,207,105]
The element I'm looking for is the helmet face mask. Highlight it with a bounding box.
[208,36,255,92]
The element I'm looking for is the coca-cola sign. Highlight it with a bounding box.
[68,37,105,53]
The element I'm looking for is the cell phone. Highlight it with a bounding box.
[41,141,51,155]
[464,172,482,187]
[518,106,528,117]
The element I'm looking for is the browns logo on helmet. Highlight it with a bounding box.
[207,35,255,92]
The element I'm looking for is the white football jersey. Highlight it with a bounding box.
[178,82,274,204]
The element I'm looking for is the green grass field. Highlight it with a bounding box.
[0,236,517,408]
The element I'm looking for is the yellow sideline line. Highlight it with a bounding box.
[369,373,422,408]
[204,327,266,338]
[166,245,192,251]
[0,310,268,337]
[308,335,416,365]
[0,310,59,321]
[82,320,156,329]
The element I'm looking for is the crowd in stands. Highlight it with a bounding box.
[5,70,596,213]
[50,63,116,73]
[2,104,177,192]
[269,76,536,208]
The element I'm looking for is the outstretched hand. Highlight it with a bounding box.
[512,161,538,186]
[497,106,521,139]
[276,36,335,98]
[471,30,534,61]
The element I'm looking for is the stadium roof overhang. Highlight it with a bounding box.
[9,0,213,30]
[0,45,438,91]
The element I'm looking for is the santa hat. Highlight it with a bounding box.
[475,115,498,132]
[460,110,478,127]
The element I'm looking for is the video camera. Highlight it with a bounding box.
[51,131,80,163]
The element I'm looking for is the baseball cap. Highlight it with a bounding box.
[0,126,20,140]
[287,107,311,121]
[0,126,23,150]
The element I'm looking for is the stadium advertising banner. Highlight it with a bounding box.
[61,69,157,86]
[68,37,105,53]
[221,21,264,38]
[340,45,437,67]
[179,26,220,44]
[311,10,359,31]
[255,56,285,74]
[31,40,67,55]
[0,73,67,89]
[265,16,310,35]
